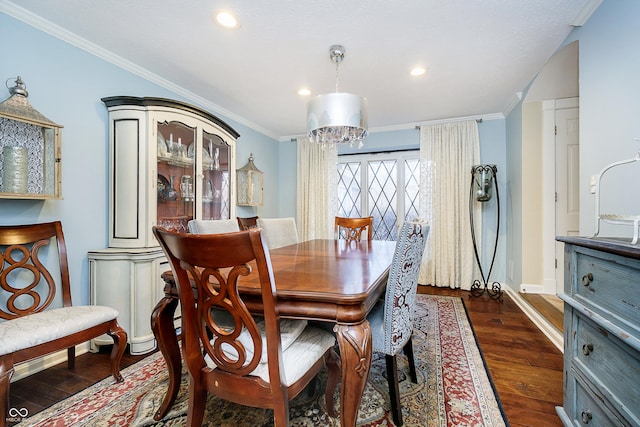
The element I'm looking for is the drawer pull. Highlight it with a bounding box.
[581,410,592,424]
[581,272,593,286]
[582,343,594,356]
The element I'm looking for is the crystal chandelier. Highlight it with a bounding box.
[307,45,368,148]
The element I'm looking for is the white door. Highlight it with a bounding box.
[555,102,580,293]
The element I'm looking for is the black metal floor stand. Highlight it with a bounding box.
[469,165,503,302]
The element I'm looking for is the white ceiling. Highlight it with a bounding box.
[2,0,601,140]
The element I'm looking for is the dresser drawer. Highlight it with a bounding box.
[572,249,640,340]
[573,313,640,424]
[568,376,628,427]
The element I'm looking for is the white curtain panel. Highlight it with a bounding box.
[296,138,338,241]
[419,121,480,290]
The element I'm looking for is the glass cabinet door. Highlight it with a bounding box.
[201,131,231,220]
[156,120,195,232]
[103,96,238,247]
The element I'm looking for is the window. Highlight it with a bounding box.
[337,150,420,240]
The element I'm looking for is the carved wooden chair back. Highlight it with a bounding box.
[0,222,71,318]
[152,226,339,426]
[334,216,374,243]
[237,216,259,231]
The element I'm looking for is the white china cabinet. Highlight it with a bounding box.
[89,96,239,354]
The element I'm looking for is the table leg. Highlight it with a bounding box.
[150,295,180,421]
[334,321,372,427]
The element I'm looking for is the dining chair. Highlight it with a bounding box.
[187,218,243,328]
[256,217,299,249]
[334,216,374,243]
[0,222,127,426]
[367,220,429,426]
[237,216,259,230]
[152,226,340,426]
[187,218,239,234]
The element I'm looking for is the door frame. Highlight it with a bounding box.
[542,97,579,294]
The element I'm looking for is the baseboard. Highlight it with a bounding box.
[519,283,545,294]
[11,342,91,382]
[506,288,564,353]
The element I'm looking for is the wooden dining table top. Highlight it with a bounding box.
[233,238,397,324]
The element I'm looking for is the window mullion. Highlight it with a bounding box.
[361,159,368,215]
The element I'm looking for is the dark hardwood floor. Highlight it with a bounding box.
[521,292,564,332]
[418,287,564,427]
[9,287,563,426]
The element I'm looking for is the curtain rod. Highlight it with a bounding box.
[414,118,482,130]
[339,148,419,157]
[291,118,484,140]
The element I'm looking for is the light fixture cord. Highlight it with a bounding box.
[335,60,340,93]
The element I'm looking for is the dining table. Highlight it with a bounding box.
[150,238,397,426]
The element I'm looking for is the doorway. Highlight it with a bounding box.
[519,41,579,335]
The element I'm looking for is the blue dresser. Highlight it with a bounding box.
[556,237,640,426]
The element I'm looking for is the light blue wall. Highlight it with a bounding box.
[478,119,507,284]
[0,13,279,305]
[338,128,420,154]
[560,0,640,237]
[503,0,640,292]
[505,103,524,290]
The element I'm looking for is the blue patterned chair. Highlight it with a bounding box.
[367,220,429,426]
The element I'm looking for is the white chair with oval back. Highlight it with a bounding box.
[366,220,429,426]
[256,217,299,249]
[187,219,239,234]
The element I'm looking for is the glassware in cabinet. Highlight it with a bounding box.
[157,120,195,232]
[201,132,231,220]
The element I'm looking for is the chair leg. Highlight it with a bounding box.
[272,392,290,427]
[186,375,207,427]
[108,322,128,382]
[324,348,341,418]
[67,346,76,369]
[0,358,15,427]
[385,354,403,426]
[403,336,418,384]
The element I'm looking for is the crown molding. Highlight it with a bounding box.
[571,0,603,27]
[502,92,523,117]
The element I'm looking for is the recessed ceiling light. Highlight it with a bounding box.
[298,88,311,96]
[215,11,239,29]
[410,67,426,76]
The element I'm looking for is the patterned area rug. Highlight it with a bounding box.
[17,295,508,426]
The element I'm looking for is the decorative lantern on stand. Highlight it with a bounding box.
[469,164,502,301]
